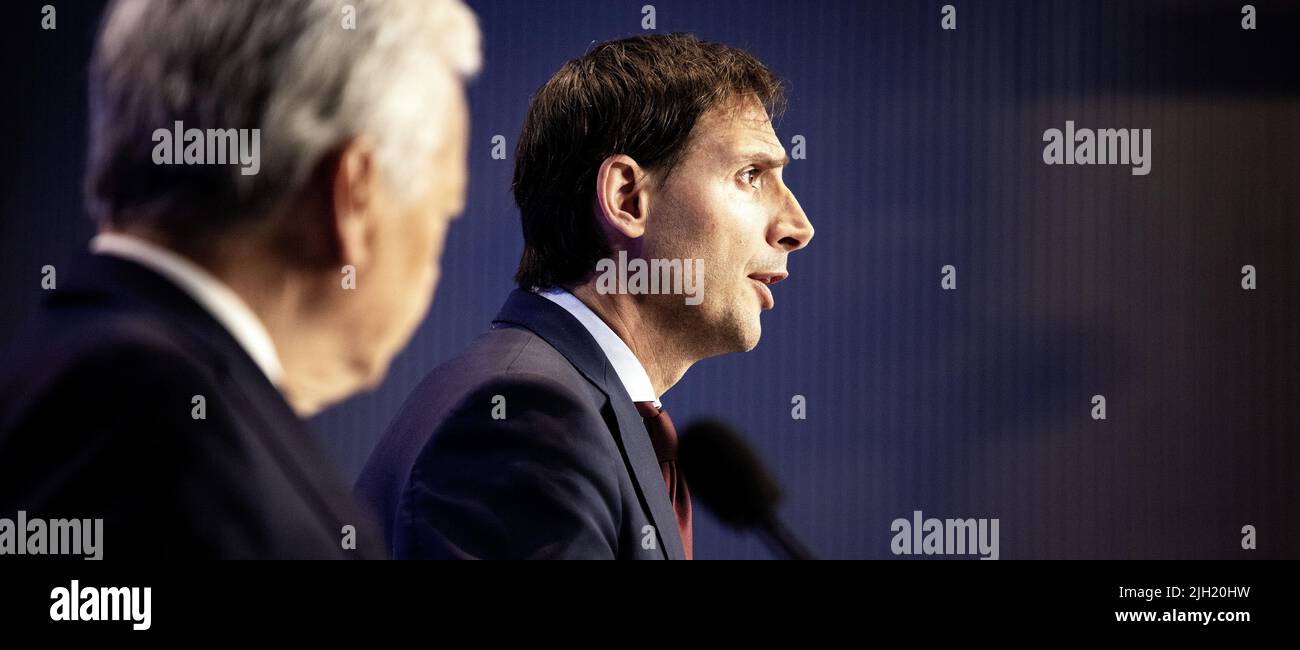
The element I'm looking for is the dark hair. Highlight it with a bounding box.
[512,33,785,289]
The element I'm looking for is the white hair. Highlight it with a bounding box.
[87,0,481,236]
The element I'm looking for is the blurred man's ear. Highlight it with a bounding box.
[594,154,650,243]
[328,137,382,270]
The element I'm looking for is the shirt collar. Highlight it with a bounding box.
[90,232,285,386]
[536,287,661,409]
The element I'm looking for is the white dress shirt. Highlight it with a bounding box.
[91,232,285,386]
[537,287,661,409]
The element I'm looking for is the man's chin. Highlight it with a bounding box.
[667,304,760,356]
[731,314,762,353]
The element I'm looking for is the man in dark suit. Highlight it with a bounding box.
[357,34,815,559]
[0,253,375,559]
[0,0,481,559]
[359,289,691,560]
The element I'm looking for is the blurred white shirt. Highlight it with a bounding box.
[91,232,284,386]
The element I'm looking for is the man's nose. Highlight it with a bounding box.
[770,183,814,252]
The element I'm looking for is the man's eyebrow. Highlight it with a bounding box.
[737,151,791,168]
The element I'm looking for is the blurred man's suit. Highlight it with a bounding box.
[356,289,689,559]
[0,239,381,559]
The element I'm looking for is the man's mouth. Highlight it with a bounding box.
[747,271,788,311]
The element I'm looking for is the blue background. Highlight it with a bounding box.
[1,0,1296,558]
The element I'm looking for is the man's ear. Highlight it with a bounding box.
[594,154,650,241]
[328,137,381,270]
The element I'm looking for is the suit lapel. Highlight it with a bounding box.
[216,350,364,543]
[494,289,686,560]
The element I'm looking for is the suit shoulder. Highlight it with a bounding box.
[37,313,209,376]
[407,325,602,415]
[0,311,218,427]
[466,324,584,378]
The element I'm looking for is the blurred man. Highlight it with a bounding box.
[0,0,480,559]
[357,34,814,559]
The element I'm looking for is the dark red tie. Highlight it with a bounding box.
[635,401,693,560]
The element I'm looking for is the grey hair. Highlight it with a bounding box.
[86,0,481,243]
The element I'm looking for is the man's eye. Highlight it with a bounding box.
[740,168,762,189]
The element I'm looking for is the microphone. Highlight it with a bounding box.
[678,419,816,560]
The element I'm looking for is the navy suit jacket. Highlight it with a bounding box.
[0,253,382,559]
[356,289,687,559]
